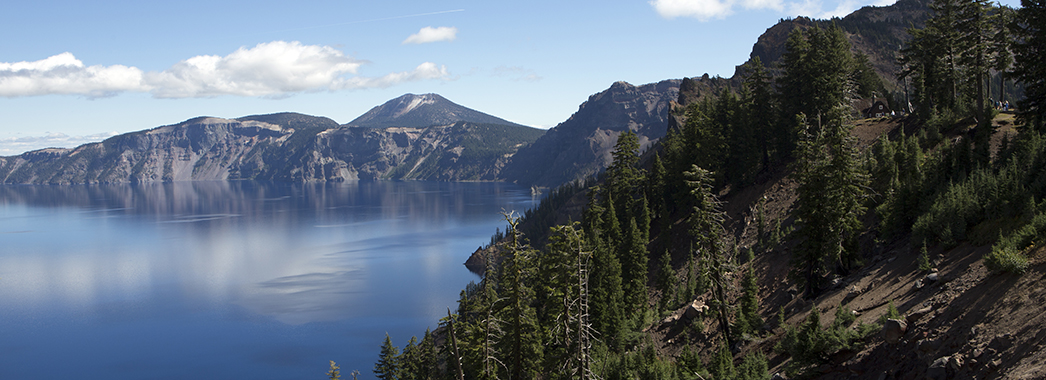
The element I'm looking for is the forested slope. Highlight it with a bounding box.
[353,0,1046,378]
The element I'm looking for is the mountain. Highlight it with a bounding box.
[499,80,681,187]
[738,0,932,91]
[0,111,544,184]
[347,93,527,128]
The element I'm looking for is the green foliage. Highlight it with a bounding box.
[657,249,676,312]
[879,300,902,325]
[735,266,764,338]
[685,165,736,346]
[736,352,771,380]
[1011,0,1046,132]
[327,360,341,380]
[776,305,873,377]
[918,244,934,272]
[791,107,867,297]
[374,333,400,380]
[985,211,1046,274]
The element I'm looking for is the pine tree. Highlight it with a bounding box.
[374,333,401,380]
[620,217,649,314]
[327,360,341,380]
[498,213,543,380]
[739,57,778,172]
[656,249,675,312]
[400,336,421,380]
[736,266,763,336]
[685,165,735,348]
[1011,0,1046,132]
[791,106,867,297]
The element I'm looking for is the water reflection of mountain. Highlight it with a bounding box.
[0,181,534,225]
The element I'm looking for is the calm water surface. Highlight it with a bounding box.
[0,181,538,380]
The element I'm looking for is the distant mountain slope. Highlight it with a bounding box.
[0,112,544,184]
[348,93,527,128]
[500,80,680,187]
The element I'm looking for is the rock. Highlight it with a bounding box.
[927,356,950,380]
[918,338,941,353]
[948,355,964,372]
[926,272,939,282]
[906,306,933,325]
[883,319,908,344]
[771,373,788,380]
[683,300,709,320]
[914,279,925,290]
[989,334,1014,351]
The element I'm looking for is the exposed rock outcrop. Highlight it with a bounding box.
[501,80,681,187]
[0,113,543,184]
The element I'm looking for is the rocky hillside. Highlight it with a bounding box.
[347,93,526,128]
[500,80,681,187]
[738,0,932,91]
[0,112,543,184]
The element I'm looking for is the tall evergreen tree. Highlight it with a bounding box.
[791,106,867,297]
[1011,0,1046,132]
[583,192,626,350]
[656,249,675,312]
[498,214,543,380]
[620,217,649,314]
[685,165,735,348]
[374,333,401,380]
[740,57,779,173]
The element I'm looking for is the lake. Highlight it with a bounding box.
[0,181,538,380]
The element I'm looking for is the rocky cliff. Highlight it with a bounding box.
[0,113,543,184]
[500,80,681,187]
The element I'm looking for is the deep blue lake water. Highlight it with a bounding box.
[0,181,538,380]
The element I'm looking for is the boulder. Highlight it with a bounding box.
[906,306,933,325]
[883,319,908,344]
[926,272,939,282]
[683,300,709,320]
[927,356,950,380]
[948,355,964,373]
[918,338,941,353]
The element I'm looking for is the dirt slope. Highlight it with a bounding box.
[648,115,1046,379]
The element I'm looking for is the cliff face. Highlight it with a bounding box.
[500,80,681,187]
[0,114,543,184]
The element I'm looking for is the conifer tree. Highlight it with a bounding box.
[685,165,735,348]
[327,360,341,380]
[400,336,421,380]
[620,217,649,313]
[374,333,401,380]
[1011,0,1046,132]
[791,107,867,297]
[498,214,543,380]
[583,191,626,349]
[656,249,675,312]
[736,266,763,336]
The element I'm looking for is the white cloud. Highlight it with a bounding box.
[334,62,449,89]
[146,41,363,98]
[402,26,458,44]
[650,0,736,20]
[0,131,119,155]
[0,53,145,98]
[0,41,449,99]
[652,0,892,21]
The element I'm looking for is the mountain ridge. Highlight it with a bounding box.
[347,93,527,129]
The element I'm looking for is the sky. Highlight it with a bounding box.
[0,0,1021,155]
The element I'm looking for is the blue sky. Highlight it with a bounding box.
[0,0,1021,155]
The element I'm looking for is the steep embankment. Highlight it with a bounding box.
[641,114,1046,379]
